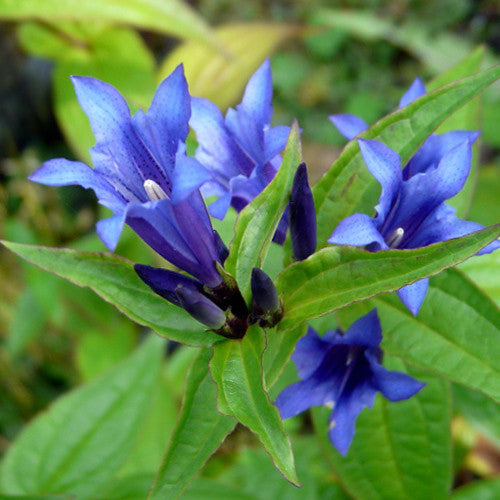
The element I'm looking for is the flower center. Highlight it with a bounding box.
[144,179,169,202]
[386,227,404,248]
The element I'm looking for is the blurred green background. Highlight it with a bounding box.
[0,0,499,493]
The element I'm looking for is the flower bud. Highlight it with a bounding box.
[175,285,226,330]
[250,268,283,328]
[251,268,280,313]
[290,163,317,261]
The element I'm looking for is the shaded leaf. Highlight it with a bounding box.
[2,0,217,46]
[160,22,299,110]
[0,336,163,498]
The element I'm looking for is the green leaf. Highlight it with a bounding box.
[263,324,307,390]
[0,495,73,500]
[159,22,299,110]
[209,325,299,486]
[1,241,219,347]
[212,437,349,500]
[312,64,500,246]
[313,361,451,500]
[1,0,217,46]
[459,250,500,306]
[0,336,163,498]
[225,122,302,301]
[453,385,500,448]
[181,478,258,500]
[97,474,155,500]
[7,289,45,357]
[375,268,500,402]
[149,349,236,500]
[276,225,500,331]
[452,478,500,500]
[76,323,136,381]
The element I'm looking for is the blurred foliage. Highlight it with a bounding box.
[0,0,499,497]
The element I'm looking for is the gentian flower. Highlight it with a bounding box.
[189,59,290,242]
[276,309,425,456]
[328,138,500,315]
[29,65,223,288]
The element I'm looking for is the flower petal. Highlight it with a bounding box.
[171,154,212,204]
[393,140,472,239]
[144,64,190,164]
[328,378,377,456]
[329,114,368,140]
[358,139,402,224]
[264,125,289,163]
[190,97,254,177]
[366,351,426,402]
[238,59,273,130]
[398,77,426,108]
[397,278,429,316]
[96,214,126,251]
[403,130,480,179]
[291,327,330,379]
[409,203,500,255]
[328,213,388,250]
[342,309,382,348]
[29,158,125,213]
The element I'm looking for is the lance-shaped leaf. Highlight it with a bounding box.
[225,122,302,301]
[0,336,163,498]
[313,360,451,500]
[149,349,236,500]
[210,325,299,485]
[1,0,218,47]
[1,241,219,347]
[276,225,500,331]
[375,268,500,402]
[313,64,500,246]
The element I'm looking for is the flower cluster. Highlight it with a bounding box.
[30,65,497,457]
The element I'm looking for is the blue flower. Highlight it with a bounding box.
[29,65,223,288]
[189,59,290,240]
[328,138,500,315]
[275,309,425,456]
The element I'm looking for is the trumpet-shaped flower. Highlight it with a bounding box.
[328,138,500,315]
[29,66,222,287]
[189,59,290,241]
[276,309,425,456]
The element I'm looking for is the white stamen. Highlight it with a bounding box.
[329,420,336,430]
[144,179,168,201]
[325,400,335,409]
[387,227,405,248]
